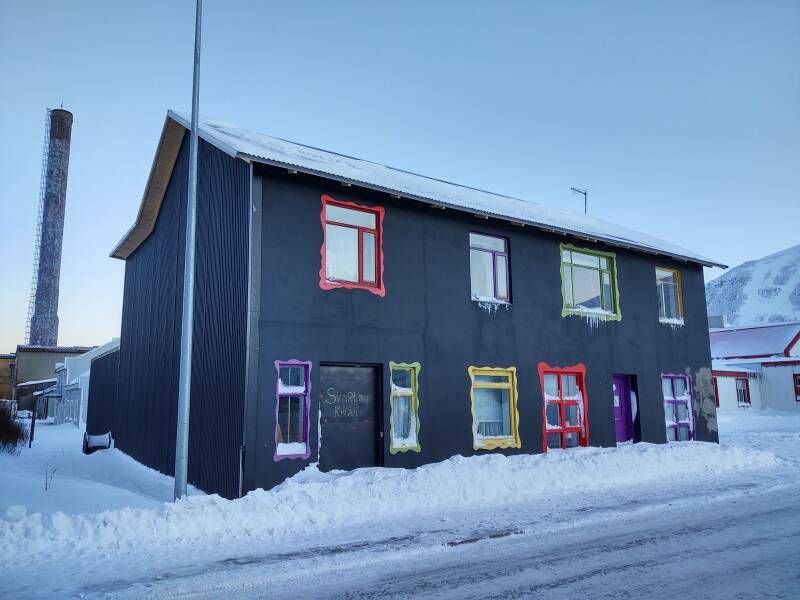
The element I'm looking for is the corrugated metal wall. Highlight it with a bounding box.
[114,134,249,499]
[86,349,119,436]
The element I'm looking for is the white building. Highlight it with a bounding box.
[51,339,120,425]
[710,322,800,411]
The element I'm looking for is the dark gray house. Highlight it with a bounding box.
[88,111,725,499]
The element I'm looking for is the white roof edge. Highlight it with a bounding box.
[155,111,727,269]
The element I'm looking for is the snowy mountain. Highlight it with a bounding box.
[706,244,800,326]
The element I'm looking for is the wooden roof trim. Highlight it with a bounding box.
[110,117,186,260]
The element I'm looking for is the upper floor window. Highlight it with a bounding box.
[656,268,684,323]
[560,244,620,321]
[320,195,385,296]
[469,233,510,302]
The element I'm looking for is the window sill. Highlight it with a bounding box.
[472,296,510,305]
[563,307,621,321]
[472,435,520,451]
[659,317,685,326]
[274,442,309,460]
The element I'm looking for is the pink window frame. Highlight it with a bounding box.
[319,195,385,296]
[273,359,312,461]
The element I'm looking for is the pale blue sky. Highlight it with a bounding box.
[1,1,798,352]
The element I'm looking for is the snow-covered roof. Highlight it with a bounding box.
[111,112,725,268]
[710,322,800,359]
[17,378,57,388]
[711,359,761,375]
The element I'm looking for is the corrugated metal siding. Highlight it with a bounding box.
[86,349,119,436]
[115,135,249,499]
[190,139,249,497]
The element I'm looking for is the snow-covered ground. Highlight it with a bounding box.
[2,410,799,599]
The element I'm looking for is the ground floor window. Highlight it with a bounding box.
[469,366,521,450]
[538,363,589,450]
[389,361,421,453]
[274,360,311,460]
[662,374,693,441]
[794,374,800,402]
[735,377,751,407]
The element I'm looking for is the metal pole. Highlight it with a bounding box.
[174,0,202,501]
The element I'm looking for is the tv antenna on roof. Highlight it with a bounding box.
[571,187,588,215]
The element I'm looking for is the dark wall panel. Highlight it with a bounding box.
[115,135,248,499]
[250,166,717,492]
[86,348,119,437]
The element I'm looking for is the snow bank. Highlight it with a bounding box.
[0,442,776,565]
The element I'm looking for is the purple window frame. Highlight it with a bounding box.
[273,359,312,461]
[661,373,694,441]
[469,232,510,302]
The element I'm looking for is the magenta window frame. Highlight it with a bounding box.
[661,373,694,441]
[273,359,312,461]
[469,232,511,302]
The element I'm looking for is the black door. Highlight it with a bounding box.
[319,364,381,472]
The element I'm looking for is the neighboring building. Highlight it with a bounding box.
[89,112,724,499]
[0,353,15,400]
[54,339,120,425]
[13,345,92,411]
[711,322,800,411]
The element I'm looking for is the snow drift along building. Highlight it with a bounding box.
[88,111,725,499]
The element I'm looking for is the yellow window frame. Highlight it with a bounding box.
[389,361,421,454]
[655,267,684,321]
[468,366,521,450]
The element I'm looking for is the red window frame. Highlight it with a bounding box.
[319,195,385,296]
[537,362,589,452]
[735,377,751,407]
[712,376,720,408]
[794,374,800,402]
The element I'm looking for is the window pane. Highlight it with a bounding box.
[664,402,676,422]
[666,427,677,441]
[470,233,505,252]
[474,388,511,437]
[392,368,413,391]
[599,257,609,270]
[544,374,559,399]
[662,283,679,319]
[279,366,305,390]
[662,378,674,399]
[475,374,510,384]
[326,203,376,228]
[547,432,563,449]
[393,395,413,439]
[565,404,580,427]
[572,266,602,309]
[561,249,571,263]
[571,251,600,268]
[496,255,509,299]
[562,374,579,398]
[470,249,495,299]
[602,272,613,311]
[677,426,690,441]
[656,268,677,285]
[674,377,688,398]
[676,402,690,421]
[362,231,376,283]
[563,265,574,306]
[325,224,359,282]
[278,396,304,444]
[546,404,561,428]
[565,432,580,447]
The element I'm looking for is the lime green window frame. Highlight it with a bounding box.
[389,361,421,453]
[560,243,621,321]
[468,366,521,450]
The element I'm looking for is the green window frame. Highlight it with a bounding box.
[389,361,421,453]
[468,366,521,450]
[560,243,621,321]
